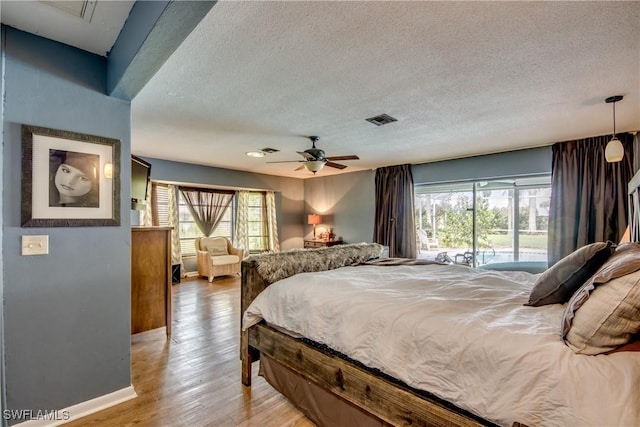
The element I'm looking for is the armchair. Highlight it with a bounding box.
[195,236,244,282]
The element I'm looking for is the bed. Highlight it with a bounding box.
[240,176,640,427]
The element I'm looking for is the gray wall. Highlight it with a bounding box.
[303,147,552,245]
[140,157,305,251]
[2,27,132,419]
[303,170,376,244]
[412,146,552,184]
[0,24,5,421]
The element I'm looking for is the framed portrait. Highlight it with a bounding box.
[21,125,121,227]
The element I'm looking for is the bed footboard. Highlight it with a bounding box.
[248,323,493,427]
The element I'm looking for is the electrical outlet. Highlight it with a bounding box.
[22,235,49,256]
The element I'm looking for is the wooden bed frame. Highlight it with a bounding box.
[240,169,640,427]
[240,258,502,427]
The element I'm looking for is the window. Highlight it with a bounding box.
[147,183,271,257]
[178,192,234,256]
[415,176,551,266]
[150,183,170,226]
[146,182,236,257]
[247,192,267,253]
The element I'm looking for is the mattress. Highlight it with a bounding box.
[243,263,640,427]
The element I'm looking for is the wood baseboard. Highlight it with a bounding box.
[12,386,137,427]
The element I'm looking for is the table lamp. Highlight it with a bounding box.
[308,214,322,238]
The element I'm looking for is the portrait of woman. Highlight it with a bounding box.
[49,149,100,207]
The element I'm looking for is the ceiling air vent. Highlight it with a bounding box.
[365,114,398,126]
[261,148,280,153]
[40,1,96,22]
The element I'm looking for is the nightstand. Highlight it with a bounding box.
[304,239,343,249]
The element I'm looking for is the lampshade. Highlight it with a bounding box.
[308,214,322,225]
[304,160,325,173]
[605,137,624,163]
[605,95,624,163]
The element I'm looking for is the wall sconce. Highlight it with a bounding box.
[605,95,624,163]
[104,162,113,179]
[308,214,322,238]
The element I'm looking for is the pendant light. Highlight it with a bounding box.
[605,95,624,163]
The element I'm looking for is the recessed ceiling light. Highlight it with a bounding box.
[246,151,266,158]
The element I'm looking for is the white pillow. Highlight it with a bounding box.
[563,251,640,355]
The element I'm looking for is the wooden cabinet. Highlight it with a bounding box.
[303,239,344,249]
[131,227,172,336]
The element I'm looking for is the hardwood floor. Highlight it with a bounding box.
[64,276,314,427]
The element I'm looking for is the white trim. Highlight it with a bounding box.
[13,386,137,427]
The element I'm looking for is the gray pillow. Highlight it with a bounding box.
[525,241,614,307]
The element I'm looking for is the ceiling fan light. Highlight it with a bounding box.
[605,136,624,163]
[304,160,325,173]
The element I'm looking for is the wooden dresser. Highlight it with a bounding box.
[131,227,172,336]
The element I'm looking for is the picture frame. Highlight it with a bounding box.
[21,125,121,227]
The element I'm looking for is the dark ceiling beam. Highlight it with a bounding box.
[107,0,216,100]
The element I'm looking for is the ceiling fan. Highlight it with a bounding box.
[267,136,360,174]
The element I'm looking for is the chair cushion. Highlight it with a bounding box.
[210,255,240,266]
[201,237,228,256]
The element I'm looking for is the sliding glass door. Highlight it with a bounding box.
[415,182,474,264]
[415,176,550,267]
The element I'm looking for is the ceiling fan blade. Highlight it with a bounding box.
[325,161,348,170]
[294,165,305,171]
[326,155,359,161]
[266,160,305,164]
[297,151,316,160]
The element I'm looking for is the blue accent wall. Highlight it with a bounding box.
[107,1,216,99]
[2,27,132,417]
[0,23,6,421]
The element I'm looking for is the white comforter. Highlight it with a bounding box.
[243,264,640,427]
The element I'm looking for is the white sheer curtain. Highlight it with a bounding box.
[167,184,185,277]
[265,191,280,252]
[234,191,250,257]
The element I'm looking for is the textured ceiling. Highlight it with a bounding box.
[3,1,640,179]
[132,1,640,178]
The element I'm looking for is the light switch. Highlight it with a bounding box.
[22,235,49,256]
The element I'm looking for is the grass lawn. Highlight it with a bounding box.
[487,233,547,249]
